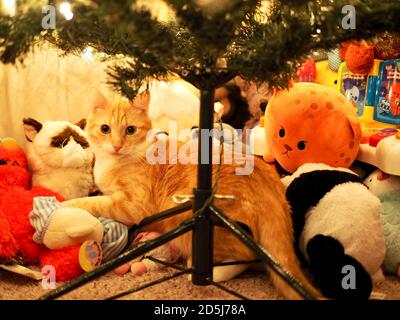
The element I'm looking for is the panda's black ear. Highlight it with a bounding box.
[76,119,87,130]
[23,118,42,142]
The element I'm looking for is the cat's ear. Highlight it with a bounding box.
[23,118,42,142]
[91,88,108,110]
[75,119,87,130]
[131,89,150,113]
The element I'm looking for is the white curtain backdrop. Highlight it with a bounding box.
[0,45,110,147]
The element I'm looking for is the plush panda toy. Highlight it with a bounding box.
[281,163,386,299]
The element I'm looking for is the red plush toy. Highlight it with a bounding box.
[340,40,375,75]
[339,34,400,76]
[0,138,84,281]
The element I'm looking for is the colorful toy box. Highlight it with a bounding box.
[337,58,400,128]
[374,59,400,125]
[336,59,400,175]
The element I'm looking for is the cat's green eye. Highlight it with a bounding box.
[100,124,111,134]
[126,126,137,135]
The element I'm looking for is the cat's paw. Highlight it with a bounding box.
[61,199,80,208]
[114,262,132,275]
[130,261,149,276]
[113,260,149,276]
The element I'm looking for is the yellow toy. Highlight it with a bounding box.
[314,60,339,90]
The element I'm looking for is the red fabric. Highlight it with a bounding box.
[0,146,30,190]
[0,142,84,281]
[345,42,375,75]
[40,245,83,282]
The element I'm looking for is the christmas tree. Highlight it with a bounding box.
[0,0,399,99]
[1,0,400,300]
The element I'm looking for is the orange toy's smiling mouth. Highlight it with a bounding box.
[282,144,292,158]
[282,150,291,158]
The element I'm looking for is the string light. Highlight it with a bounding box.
[2,0,16,16]
[82,47,94,61]
[59,2,73,20]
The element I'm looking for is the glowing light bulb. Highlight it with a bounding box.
[59,2,73,20]
[2,0,16,16]
[82,47,94,61]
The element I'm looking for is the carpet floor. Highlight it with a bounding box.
[1,266,400,300]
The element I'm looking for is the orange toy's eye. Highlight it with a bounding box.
[297,140,307,150]
[279,127,285,138]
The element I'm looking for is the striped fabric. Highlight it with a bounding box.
[29,197,128,261]
[98,217,128,261]
[30,197,62,244]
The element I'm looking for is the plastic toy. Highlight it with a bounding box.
[357,128,400,175]
[337,59,380,123]
[296,59,317,82]
[337,58,400,129]
[373,59,400,125]
[314,60,339,89]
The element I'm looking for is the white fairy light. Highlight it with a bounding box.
[59,2,73,20]
[2,0,16,16]
[82,47,94,61]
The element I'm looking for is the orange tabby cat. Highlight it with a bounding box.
[62,89,319,299]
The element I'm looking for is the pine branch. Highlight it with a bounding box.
[165,0,259,54]
[1,0,399,97]
[0,9,44,63]
[228,0,400,88]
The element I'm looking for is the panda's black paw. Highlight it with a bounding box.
[306,234,372,300]
[306,234,345,266]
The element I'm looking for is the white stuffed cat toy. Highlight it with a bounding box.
[23,118,95,200]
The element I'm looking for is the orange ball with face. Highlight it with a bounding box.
[265,83,362,173]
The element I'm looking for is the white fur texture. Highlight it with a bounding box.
[299,182,386,280]
[26,121,94,200]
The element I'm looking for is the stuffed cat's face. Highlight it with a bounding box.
[23,118,94,169]
[86,90,152,161]
[265,83,362,173]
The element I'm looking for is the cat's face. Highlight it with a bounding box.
[86,90,152,160]
[23,118,94,169]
